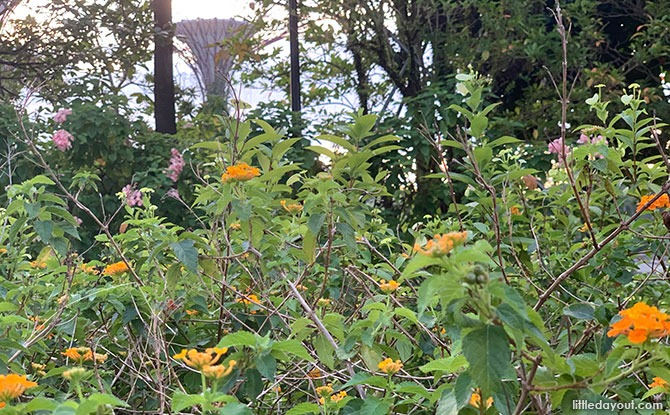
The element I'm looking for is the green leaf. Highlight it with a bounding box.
[272,339,314,361]
[435,390,459,415]
[217,331,258,349]
[317,134,356,152]
[285,403,321,415]
[469,114,488,137]
[76,393,128,415]
[306,145,337,160]
[0,302,18,312]
[307,213,326,235]
[219,402,254,415]
[563,304,595,320]
[355,397,391,415]
[171,392,207,411]
[255,353,277,378]
[170,239,198,274]
[34,220,53,242]
[489,136,521,148]
[419,355,469,373]
[25,397,58,411]
[462,325,515,394]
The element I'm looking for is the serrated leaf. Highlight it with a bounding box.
[462,325,515,393]
[171,392,207,411]
[286,403,321,415]
[170,239,198,274]
[217,331,258,349]
[419,355,468,373]
[563,304,595,320]
[272,339,314,361]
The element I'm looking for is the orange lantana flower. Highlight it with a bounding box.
[103,261,129,276]
[0,373,37,405]
[221,163,260,183]
[413,231,468,257]
[637,194,670,212]
[607,302,670,344]
[649,376,669,390]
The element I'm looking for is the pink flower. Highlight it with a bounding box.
[52,129,73,151]
[592,135,607,145]
[165,148,185,182]
[122,184,143,207]
[577,133,591,145]
[548,137,570,158]
[53,108,72,124]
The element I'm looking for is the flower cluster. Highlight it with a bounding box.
[174,348,236,379]
[280,200,303,214]
[103,261,129,276]
[0,374,37,407]
[221,162,260,183]
[607,302,670,344]
[122,184,143,207]
[413,231,468,257]
[379,279,399,294]
[315,383,346,405]
[165,148,185,182]
[637,194,670,212]
[649,377,669,390]
[377,357,403,375]
[235,293,261,306]
[469,389,493,409]
[52,129,74,152]
[547,137,569,159]
[62,347,108,364]
[53,108,72,124]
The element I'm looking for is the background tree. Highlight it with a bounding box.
[152,0,177,134]
[242,0,670,226]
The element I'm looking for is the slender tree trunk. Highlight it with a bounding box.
[153,0,176,134]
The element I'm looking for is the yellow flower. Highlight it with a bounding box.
[379,279,400,294]
[103,261,129,276]
[280,200,303,214]
[607,302,670,344]
[30,260,47,269]
[221,163,261,183]
[201,360,237,379]
[469,389,493,409]
[80,263,100,275]
[229,222,242,230]
[413,231,468,257]
[62,347,107,363]
[316,384,334,397]
[330,390,347,403]
[236,294,261,306]
[317,298,331,307]
[0,373,37,404]
[377,357,403,375]
[185,309,198,316]
[510,206,521,215]
[173,347,228,370]
[650,377,669,390]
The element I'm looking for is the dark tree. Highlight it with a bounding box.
[152,0,176,134]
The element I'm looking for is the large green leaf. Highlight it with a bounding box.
[170,239,198,274]
[462,325,515,393]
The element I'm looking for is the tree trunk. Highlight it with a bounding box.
[152,0,176,134]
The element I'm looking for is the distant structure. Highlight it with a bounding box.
[176,18,253,102]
